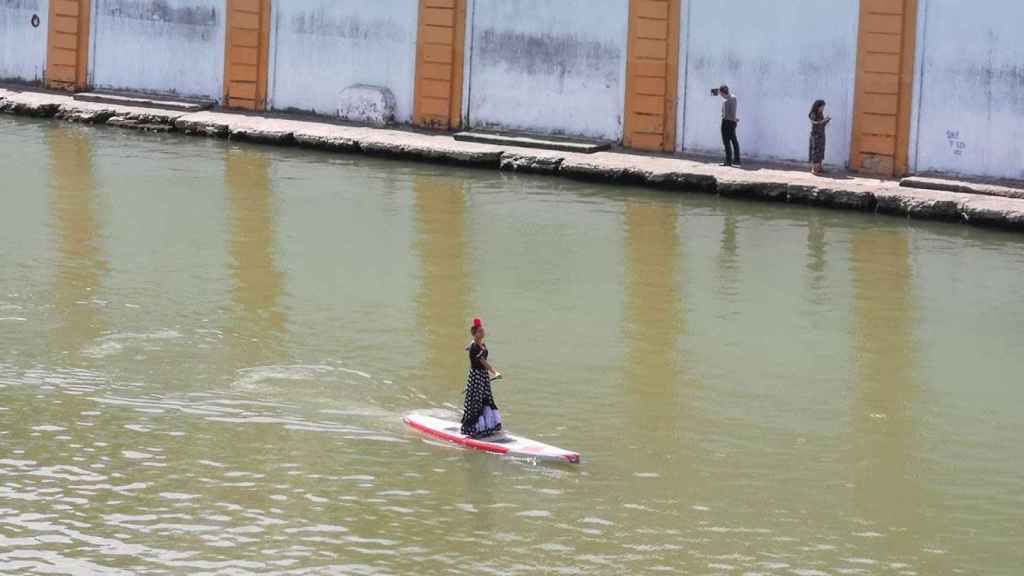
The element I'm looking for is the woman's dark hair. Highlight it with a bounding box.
[470,325,481,336]
[809,99,826,119]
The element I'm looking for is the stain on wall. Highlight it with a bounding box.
[0,0,47,82]
[268,0,419,121]
[681,0,860,164]
[475,29,621,82]
[2,0,41,8]
[286,10,407,43]
[467,0,629,140]
[912,1,1024,180]
[90,0,224,99]
[99,0,216,27]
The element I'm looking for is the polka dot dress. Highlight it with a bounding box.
[461,342,501,437]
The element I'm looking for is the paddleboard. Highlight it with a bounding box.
[404,412,580,464]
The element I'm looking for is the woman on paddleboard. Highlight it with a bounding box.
[461,318,502,438]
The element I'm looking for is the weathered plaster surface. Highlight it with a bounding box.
[911,0,1024,180]
[0,0,48,82]
[90,0,225,99]
[268,0,418,121]
[466,0,629,140]
[680,0,859,166]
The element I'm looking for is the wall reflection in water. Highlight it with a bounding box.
[414,175,470,396]
[224,147,286,366]
[623,200,684,432]
[48,126,105,356]
[413,174,496,537]
[850,229,919,552]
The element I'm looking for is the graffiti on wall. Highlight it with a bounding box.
[945,130,966,159]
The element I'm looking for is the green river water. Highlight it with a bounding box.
[1,116,1022,575]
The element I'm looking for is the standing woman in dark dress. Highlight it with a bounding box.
[461,318,503,438]
[809,99,831,175]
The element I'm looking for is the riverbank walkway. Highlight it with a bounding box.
[4,86,1023,232]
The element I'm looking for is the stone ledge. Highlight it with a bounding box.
[901,176,1024,201]
[454,131,610,154]
[292,126,364,152]
[498,150,565,174]
[0,96,60,117]
[359,133,503,167]
[73,91,214,112]
[107,117,174,133]
[874,188,963,221]
[960,196,1024,229]
[4,87,1024,232]
[559,156,628,182]
[174,115,228,137]
[645,170,717,192]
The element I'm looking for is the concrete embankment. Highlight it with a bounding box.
[4,87,1024,232]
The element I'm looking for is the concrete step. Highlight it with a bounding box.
[73,91,214,112]
[901,176,1024,200]
[453,131,610,154]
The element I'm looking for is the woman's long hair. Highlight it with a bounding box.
[809,99,826,120]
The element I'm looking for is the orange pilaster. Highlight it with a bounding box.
[412,0,467,130]
[224,0,271,111]
[46,0,91,90]
[850,0,918,176]
[623,0,681,152]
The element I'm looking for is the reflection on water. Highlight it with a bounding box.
[2,116,1024,575]
[224,147,286,366]
[850,229,921,563]
[806,215,828,301]
[48,126,105,357]
[414,174,470,397]
[623,199,683,432]
[717,212,739,294]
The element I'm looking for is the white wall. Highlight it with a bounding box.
[679,0,859,165]
[466,0,629,141]
[268,0,419,121]
[911,0,1024,180]
[90,0,225,100]
[0,0,48,82]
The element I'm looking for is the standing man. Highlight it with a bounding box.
[719,85,741,167]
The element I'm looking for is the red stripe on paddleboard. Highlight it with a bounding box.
[404,416,510,455]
